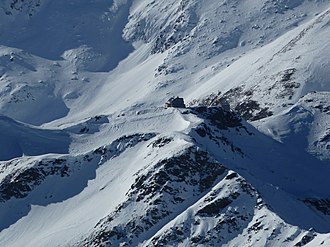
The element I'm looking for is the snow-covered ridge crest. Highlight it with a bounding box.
[0,0,330,246]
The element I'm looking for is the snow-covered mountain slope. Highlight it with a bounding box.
[0,115,70,161]
[1,0,330,246]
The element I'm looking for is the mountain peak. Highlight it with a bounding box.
[1,1,330,246]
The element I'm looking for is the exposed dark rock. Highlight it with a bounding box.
[81,147,226,246]
[192,106,242,129]
[147,137,173,148]
[280,68,296,82]
[235,100,273,121]
[150,175,258,247]
[294,231,316,247]
[225,172,238,180]
[195,125,207,137]
[151,6,198,54]
[248,221,263,233]
[165,96,186,108]
[190,117,246,157]
[197,197,233,216]
[0,167,44,201]
[0,133,156,203]
[304,198,330,215]
[129,147,226,201]
[192,88,273,121]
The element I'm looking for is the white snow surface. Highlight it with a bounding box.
[0,0,330,246]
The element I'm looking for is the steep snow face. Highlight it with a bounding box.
[256,92,330,160]
[1,107,329,247]
[0,0,132,72]
[0,115,70,161]
[1,0,330,125]
[1,0,330,246]
[0,47,70,125]
[123,0,330,119]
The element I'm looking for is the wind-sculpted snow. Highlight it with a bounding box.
[65,115,109,134]
[0,133,155,232]
[146,171,258,247]
[0,115,70,161]
[189,106,248,157]
[79,146,227,247]
[256,92,330,161]
[0,0,133,72]
[1,0,330,246]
